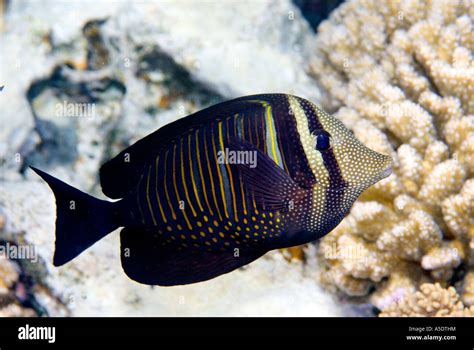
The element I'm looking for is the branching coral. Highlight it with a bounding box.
[379,283,474,317]
[461,268,474,306]
[310,0,473,309]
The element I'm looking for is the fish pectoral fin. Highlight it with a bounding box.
[228,139,310,212]
[120,227,266,286]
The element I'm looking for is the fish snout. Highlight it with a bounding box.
[379,164,392,179]
[377,155,393,181]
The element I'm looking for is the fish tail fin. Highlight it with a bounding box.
[30,166,123,266]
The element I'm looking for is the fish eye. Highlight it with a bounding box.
[314,130,332,152]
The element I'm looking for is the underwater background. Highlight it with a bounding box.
[0,0,472,317]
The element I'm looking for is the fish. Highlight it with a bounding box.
[31,93,392,286]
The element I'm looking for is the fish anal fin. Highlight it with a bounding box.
[120,227,266,286]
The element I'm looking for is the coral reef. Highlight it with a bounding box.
[311,0,473,310]
[1,0,472,317]
[379,283,474,317]
[0,246,65,316]
[460,268,474,307]
[0,213,69,317]
[0,255,29,316]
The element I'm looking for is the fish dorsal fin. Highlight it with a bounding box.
[99,95,281,199]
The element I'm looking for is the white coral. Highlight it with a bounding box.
[379,283,474,317]
[312,0,473,305]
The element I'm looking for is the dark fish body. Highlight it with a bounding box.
[32,94,392,286]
